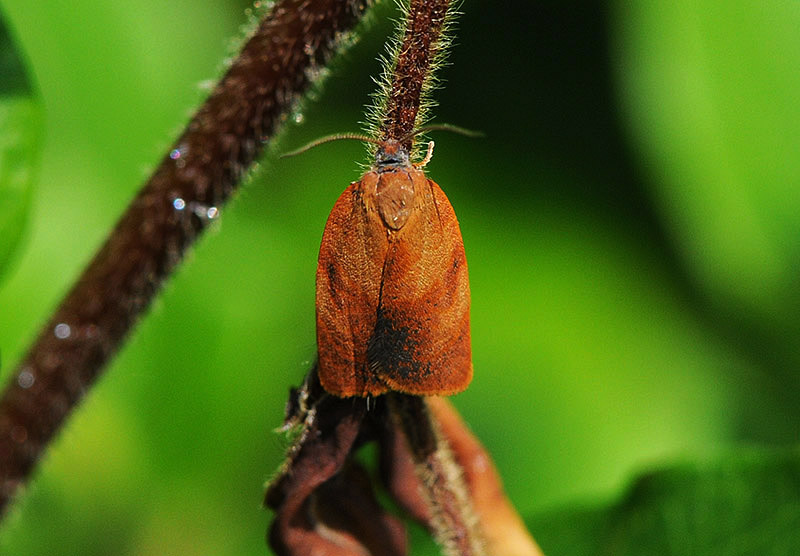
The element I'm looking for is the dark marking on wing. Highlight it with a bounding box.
[326,262,336,292]
[366,306,431,382]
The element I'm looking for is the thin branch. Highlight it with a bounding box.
[380,0,451,146]
[388,394,486,556]
[428,398,544,556]
[0,0,372,515]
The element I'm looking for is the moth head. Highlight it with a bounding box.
[374,140,410,168]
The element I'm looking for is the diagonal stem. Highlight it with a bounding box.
[0,0,372,516]
[388,394,486,556]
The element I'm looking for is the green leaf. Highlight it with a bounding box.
[0,12,42,285]
[531,449,800,555]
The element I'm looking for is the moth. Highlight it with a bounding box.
[311,131,473,397]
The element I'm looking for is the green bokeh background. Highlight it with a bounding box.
[1,1,799,554]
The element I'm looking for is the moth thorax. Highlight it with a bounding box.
[375,169,415,230]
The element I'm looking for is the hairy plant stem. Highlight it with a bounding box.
[388,394,486,556]
[0,0,371,516]
[380,0,450,147]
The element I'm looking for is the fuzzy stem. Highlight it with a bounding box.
[388,394,486,556]
[0,0,371,516]
[380,0,451,147]
[428,398,545,556]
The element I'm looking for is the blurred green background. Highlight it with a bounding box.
[1,1,799,554]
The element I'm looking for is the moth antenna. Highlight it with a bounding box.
[400,123,484,143]
[414,141,435,168]
[281,133,381,158]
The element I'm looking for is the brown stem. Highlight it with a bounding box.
[388,394,486,556]
[0,0,372,516]
[428,398,544,556]
[380,0,450,146]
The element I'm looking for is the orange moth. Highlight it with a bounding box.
[311,131,473,397]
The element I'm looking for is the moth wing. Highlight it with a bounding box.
[316,176,388,396]
[369,173,472,395]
